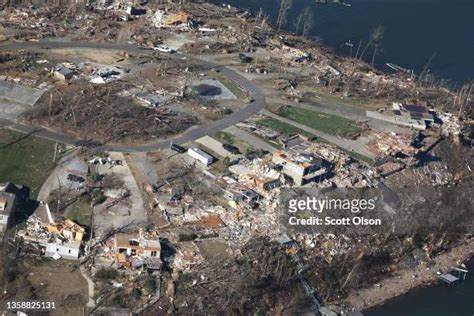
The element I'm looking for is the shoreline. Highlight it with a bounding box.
[340,239,473,311]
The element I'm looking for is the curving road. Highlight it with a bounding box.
[0,40,266,152]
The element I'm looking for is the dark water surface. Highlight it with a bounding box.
[212,0,474,86]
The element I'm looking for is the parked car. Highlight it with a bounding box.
[171,144,186,154]
[238,53,251,63]
[67,174,85,183]
[153,45,176,53]
[222,143,240,155]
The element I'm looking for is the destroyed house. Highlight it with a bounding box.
[246,173,281,192]
[54,66,74,81]
[165,12,190,27]
[17,217,85,260]
[43,219,85,242]
[115,233,161,270]
[218,178,260,207]
[272,150,328,186]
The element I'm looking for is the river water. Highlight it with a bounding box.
[211,0,474,86]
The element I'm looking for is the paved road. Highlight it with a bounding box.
[0,40,266,152]
[260,109,375,159]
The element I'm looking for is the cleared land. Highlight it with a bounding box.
[275,107,360,135]
[0,129,57,198]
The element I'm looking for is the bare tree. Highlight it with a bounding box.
[276,0,293,31]
[301,7,314,37]
[359,25,384,61]
[370,26,384,66]
[295,11,303,36]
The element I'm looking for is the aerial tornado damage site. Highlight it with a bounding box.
[0,1,472,315]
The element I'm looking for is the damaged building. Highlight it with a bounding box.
[272,150,329,186]
[0,192,17,237]
[0,182,25,237]
[114,232,161,270]
[17,217,85,260]
[217,176,260,208]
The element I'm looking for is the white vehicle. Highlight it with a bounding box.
[153,45,176,53]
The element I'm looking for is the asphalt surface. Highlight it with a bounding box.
[0,40,266,152]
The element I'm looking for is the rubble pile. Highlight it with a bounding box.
[366,131,417,158]
[438,112,462,137]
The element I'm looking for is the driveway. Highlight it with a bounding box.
[37,151,88,202]
[93,152,147,235]
[195,135,240,159]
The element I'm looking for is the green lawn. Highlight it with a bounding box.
[257,118,316,139]
[214,131,236,145]
[0,129,57,198]
[275,107,360,136]
[67,199,93,227]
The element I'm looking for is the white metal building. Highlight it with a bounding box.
[188,147,215,165]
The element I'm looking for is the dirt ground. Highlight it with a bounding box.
[50,48,136,65]
[1,254,88,316]
[27,263,87,315]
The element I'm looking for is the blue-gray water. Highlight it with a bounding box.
[212,0,474,86]
[364,260,474,316]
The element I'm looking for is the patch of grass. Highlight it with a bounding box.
[312,89,383,109]
[143,275,157,293]
[214,131,236,145]
[213,131,257,154]
[95,268,118,281]
[0,129,57,198]
[275,107,360,136]
[257,118,316,139]
[67,200,93,227]
[210,71,248,100]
